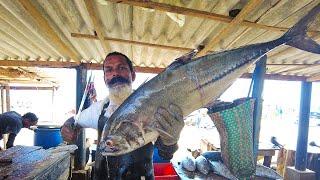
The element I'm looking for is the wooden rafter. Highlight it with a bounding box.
[18,0,80,63]
[197,0,263,56]
[0,60,165,73]
[107,0,320,35]
[0,66,58,86]
[241,73,307,81]
[1,59,320,79]
[0,67,26,78]
[71,33,193,52]
[84,0,110,53]
[307,73,320,82]
[267,63,318,66]
[0,59,319,69]
[0,79,58,86]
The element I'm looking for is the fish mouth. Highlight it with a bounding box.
[100,146,119,156]
[99,137,128,156]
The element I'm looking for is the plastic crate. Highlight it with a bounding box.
[154,163,179,180]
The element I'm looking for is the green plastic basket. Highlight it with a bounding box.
[207,98,255,178]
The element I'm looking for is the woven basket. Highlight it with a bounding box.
[207,98,255,178]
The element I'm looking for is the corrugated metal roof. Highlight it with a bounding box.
[0,0,319,84]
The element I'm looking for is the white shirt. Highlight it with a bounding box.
[75,97,109,129]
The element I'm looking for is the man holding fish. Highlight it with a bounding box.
[61,52,184,179]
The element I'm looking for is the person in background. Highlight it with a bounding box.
[0,111,38,149]
[61,52,184,179]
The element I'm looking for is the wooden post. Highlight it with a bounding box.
[74,66,87,170]
[5,85,10,112]
[51,87,55,122]
[0,86,4,113]
[295,81,312,171]
[252,55,267,162]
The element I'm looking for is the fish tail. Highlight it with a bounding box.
[282,4,320,54]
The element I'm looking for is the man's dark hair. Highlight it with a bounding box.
[22,112,38,122]
[104,52,134,72]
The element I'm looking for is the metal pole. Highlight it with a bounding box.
[74,66,87,170]
[295,81,312,171]
[252,55,267,162]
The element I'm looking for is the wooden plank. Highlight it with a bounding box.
[17,0,80,63]
[25,152,70,180]
[0,60,165,73]
[9,86,54,91]
[84,0,110,53]
[267,63,316,66]
[197,0,263,56]
[5,85,9,112]
[0,67,22,78]
[241,73,307,81]
[0,146,72,179]
[107,0,320,35]
[0,88,4,113]
[307,73,320,82]
[71,33,193,52]
[0,145,42,160]
[0,60,79,68]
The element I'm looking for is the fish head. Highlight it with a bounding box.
[100,121,146,156]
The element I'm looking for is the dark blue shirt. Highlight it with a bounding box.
[0,111,23,148]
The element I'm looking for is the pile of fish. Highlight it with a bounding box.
[180,152,283,179]
[99,4,320,157]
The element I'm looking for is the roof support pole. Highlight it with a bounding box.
[252,55,267,162]
[295,81,312,170]
[74,66,87,170]
[1,87,4,113]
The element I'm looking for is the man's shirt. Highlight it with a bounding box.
[76,97,109,129]
[0,111,23,148]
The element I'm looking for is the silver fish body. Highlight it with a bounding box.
[209,161,238,180]
[256,164,283,179]
[100,4,320,156]
[195,155,211,175]
[181,155,196,172]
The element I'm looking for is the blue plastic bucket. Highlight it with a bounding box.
[34,126,63,149]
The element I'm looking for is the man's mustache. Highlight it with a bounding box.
[108,76,130,86]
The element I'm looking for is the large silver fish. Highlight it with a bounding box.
[100,4,320,156]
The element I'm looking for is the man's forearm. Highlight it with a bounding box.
[6,133,16,148]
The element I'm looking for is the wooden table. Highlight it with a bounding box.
[0,145,77,180]
[277,146,320,179]
[258,144,280,167]
[201,138,279,167]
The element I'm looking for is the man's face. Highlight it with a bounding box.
[103,55,135,89]
[23,119,38,128]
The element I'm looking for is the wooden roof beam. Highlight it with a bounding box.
[0,67,23,78]
[71,33,193,52]
[241,73,307,81]
[197,0,263,56]
[307,73,320,82]
[107,0,320,35]
[84,0,110,53]
[0,60,164,73]
[18,0,81,63]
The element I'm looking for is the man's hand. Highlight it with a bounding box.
[61,117,80,144]
[154,104,184,146]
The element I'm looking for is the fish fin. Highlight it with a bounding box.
[145,125,175,139]
[167,48,200,70]
[283,4,320,54]
[167,59,186,70]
